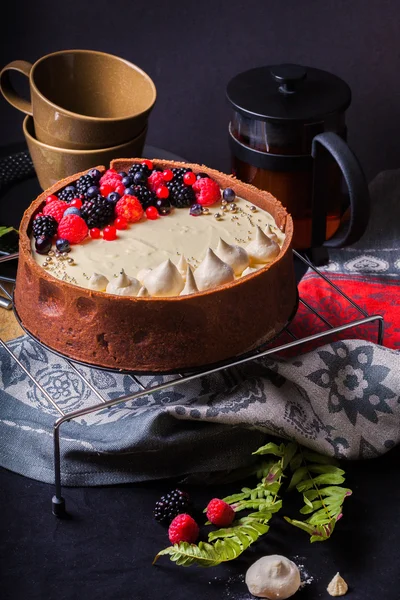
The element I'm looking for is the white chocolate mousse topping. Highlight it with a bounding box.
[88,272,109,291]
[180,265,199,296]
[106,269,141,296]
[194,248,234,291]
[245,555,301,600]
[265,224,279,243]
[32,193,285,296]
[137,286,149,298]
[143,259,184,297]
[177,254,188,279]
[246,226,280,264]
[214,238,250,276]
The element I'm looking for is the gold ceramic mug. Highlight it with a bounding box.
[23,116,148,190]
[0,50,156,150]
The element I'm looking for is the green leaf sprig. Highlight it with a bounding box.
[0,226,17,238]
[153,441,352,568]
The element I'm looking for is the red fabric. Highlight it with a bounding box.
[271,273,399,356]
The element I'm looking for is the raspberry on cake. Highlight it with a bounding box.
[15,158,296,372]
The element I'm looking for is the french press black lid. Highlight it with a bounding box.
[227,64,351,123]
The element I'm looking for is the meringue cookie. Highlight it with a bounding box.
[137,286,149,297]
[214,238,249,276]
[180,266,199,296]
[245,555,301,600]
[137,268,152,285]
[194,248,234,291]
[88,272,109,292]
[264,224,279,243]
[246,226,280,264]
[106,269,141,296]
[177,255,188,279]
[327,573,348,597]
[241,265,262,277]
[143,259,184,297]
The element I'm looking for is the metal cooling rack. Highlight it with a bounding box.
[0,250,384,517]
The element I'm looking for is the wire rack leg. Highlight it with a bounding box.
[52,425,66,517]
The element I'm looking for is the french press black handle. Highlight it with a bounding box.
[311,132,370,248]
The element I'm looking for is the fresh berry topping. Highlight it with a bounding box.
[155,198,171,215]
[115,183,126,196]
[115,195,144,223]
[154,489,192,525]
[156,186,169,199]
[196,172,209,179]
[168,514,199,544]
[133,171,147,186]
[223,188,236,203]
[70,198,83,209]
[183,171,196,186]
[130,185,156,209]
[192,177,221,206]
[103,225,117,241]
[114,216,128,230]
[189,203,203,216]
[35,236,52,255]
[80,196,115,229]
[100,182,115,197]
[118,171,128,178]
[171,167,192,182]
[45,194,58,204]
[88,168,102,181]
[90,227,101,239]
[100,169,122,185]
[75,174,97,198]
[57,185,77,203]
[121,175,133,187]
[167,180,196,208]
[127,163,151,179]
[43,199,69,223]
[141,159,153,170]
[162,169,174,182]
[146,206,159,220]
[206,498,235,527]
[57,215,88,244]
[147,170,165,193]
[63,207,81,217]
[55,238,71,253]
[86,185,100,199]
[32,214,58,240]
[107,192,121,204]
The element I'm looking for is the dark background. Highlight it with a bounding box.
[1,0,400,180]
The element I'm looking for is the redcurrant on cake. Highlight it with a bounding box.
[15,159,297,372]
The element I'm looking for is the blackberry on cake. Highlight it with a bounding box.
[75,173,98,198]
[127,162,151,180]
[130,184,156,209]
[154,489,192,525]
[171,167,192,182]
[167,179,196,208]
[57,185,77,203]
[80,195,115,229]
[32,214,58,240]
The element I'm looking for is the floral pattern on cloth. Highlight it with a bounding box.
[0,333,399,486]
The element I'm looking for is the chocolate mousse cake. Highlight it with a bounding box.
[14,159,297,372]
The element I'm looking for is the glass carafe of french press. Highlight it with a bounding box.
[227,64,370,249]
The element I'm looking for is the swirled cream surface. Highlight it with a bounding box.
[31,197,285,290]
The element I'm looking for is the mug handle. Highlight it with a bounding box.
[311,131,370,248]
[0,60,33,116]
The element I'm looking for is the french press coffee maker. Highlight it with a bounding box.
[227,64,370,250]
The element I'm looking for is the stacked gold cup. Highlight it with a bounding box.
[0,50,156,189]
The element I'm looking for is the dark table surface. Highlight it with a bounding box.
[1,144,399,600]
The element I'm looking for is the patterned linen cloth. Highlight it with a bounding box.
[0,170,399,486]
